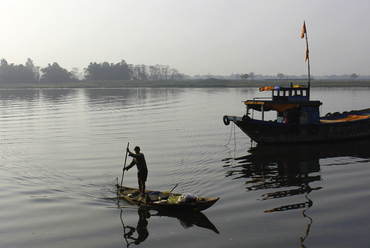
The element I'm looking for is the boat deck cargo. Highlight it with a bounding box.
[116,185,219,212]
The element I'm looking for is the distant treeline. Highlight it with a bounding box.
[0,58,186,84]
[1,58,367,85]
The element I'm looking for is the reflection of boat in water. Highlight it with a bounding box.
[119,206,219,246]
[120,208,150,246]
[245,137,370,164]
[223,144,321,194]
[224,138,370,184]
[226,138,370,208]
[153,209,219,234]
[223,138,370,247]
[224,138,370,198]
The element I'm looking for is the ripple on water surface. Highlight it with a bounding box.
[1,88,370,248]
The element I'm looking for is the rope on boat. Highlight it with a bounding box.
[224,122,238,169]
[224,121,236,146]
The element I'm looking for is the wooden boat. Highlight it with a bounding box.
[116,185,219,212]
[223,84,370,144]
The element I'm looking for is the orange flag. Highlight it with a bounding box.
[301,21,308,61]
[301,21,306,39]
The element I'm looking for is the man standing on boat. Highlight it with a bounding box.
[126,146,148,196]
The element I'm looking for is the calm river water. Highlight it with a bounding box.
[1,87,370,248]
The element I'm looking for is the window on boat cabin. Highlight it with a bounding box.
[292,90,303,96]
[273,90,285,97]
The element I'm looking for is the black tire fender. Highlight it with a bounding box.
[223,116,230,125]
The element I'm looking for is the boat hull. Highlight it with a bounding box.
[224,113,370,144]
[116,186,219,212]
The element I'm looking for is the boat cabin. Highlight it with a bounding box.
[245,84,322,124]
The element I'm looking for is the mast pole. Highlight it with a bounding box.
[306,28,310,90]
[302,21,310,99]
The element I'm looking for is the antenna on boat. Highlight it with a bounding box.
[301,21,310,98]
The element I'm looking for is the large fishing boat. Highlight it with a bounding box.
[223,22,370,144]
[223,84,370,144]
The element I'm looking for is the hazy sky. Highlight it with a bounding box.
[1,0,370,77]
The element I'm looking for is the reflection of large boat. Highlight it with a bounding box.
[224,138,370,192]
[246,137,370,163]
[116,186,219,212]
[223,144,321,197]
[223,138,370,247]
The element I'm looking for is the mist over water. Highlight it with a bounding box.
[1,87,370,247]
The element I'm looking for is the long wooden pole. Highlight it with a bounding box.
[120,142,130,189]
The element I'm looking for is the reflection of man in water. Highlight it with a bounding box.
[124,208,150,245]
[135,208,149,244]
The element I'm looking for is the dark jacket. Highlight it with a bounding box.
[126,152,148,174]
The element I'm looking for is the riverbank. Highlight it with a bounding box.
[1,79,370,88]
